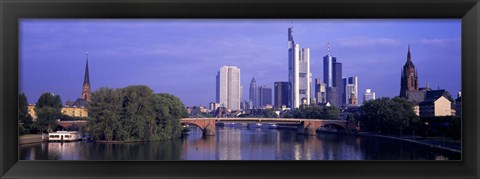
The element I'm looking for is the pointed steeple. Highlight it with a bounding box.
[81,52,91,102]
[407,44,411,61]
[404,45,415,68]
[83,53,90,85]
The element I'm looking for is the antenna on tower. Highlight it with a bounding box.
[85,52,89,60]
[327,42,330,55]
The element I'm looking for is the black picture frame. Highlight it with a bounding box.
[1,0,479,178]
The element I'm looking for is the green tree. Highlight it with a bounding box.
[290,105,340,120]
[86,86,188,142]
[322,106,341,119]
[120,85,156,141]
[151,93,188,140]
[360,97,419,135]
[19,93,28,123]
[18,93,34,134]
[86,87,123,141]
[240,109,278,118]
[34,93,63,133]
[261,108,278,118]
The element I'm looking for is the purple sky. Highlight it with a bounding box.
[20,19,461,106]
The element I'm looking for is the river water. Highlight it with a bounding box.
[19,126,460,160]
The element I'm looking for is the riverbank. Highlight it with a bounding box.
[356,132,461,153]
[19,134,46,145]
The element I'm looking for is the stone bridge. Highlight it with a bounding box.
[180,118,356,136]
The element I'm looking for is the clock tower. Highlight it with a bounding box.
[400,45,418,98]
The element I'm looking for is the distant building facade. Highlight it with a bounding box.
[216,66,241,111]
[314,78,326,104]
[363,89,376,102]
[419,90,454,117]
[343,76,359,106]
[240,100,253,111]
[27,104,37,120]
[274,82,290,109]
[258,86,273,108]
[209,102,220,111]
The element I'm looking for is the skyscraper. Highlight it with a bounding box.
[314,78,326,104]
[288,26,311,109]
[216,66,241,111]
[274,82,290,109]
[363,89,376,102]
[323,44,342,107]
[258,86,273,108]
[249,78,258,108]
[400,45,419,98]
[343,76,359,106]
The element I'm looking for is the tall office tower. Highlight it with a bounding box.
[274,82,290,109]
[363,89,376,103]
[314,78,326,104]
[323,44,343,107]
[249,78,258,108]
[343,76,359,106]
[258,86,273,108]
[216,66,241,111]
[288,26,311,109]
[400,45,419,98]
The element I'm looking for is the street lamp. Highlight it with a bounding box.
[424,121,429,139]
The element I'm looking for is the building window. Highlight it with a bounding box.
[299,89,307,94]
[300,73,307,78]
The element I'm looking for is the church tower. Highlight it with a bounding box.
[81,53,91,102]
[400,45,418,98]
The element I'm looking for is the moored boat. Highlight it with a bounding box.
[48,131,82,142]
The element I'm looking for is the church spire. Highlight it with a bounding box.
[83,52,90,85]
[407,44,411,61]
[81,52,91,102]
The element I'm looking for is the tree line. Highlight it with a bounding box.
[358,97,460,139]
[84,85,188,142]
[19,93,63,135]
[19,85,188,142]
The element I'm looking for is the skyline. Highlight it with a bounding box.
[20,19,461,106]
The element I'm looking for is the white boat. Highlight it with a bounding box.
[262,123,278,129]
[48,131,82,142]
[247,123,262,128]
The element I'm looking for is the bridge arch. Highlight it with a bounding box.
[182,122,205,130]
[180,119,216,136]
[319,123,347,133]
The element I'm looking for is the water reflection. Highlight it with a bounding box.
[20,126,460,160]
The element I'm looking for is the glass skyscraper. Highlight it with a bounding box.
[288,27,311,109]
[274,82,290,109]
[323,46,343,107]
